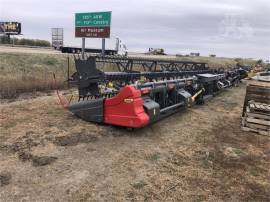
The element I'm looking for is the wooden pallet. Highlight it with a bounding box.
[248,101,270,114]
[242,116,270,128]
[246,112,270,120]
[245,117,270,126]
[242,81,270,117]
[242,118,270,136]
[242,126,270,136]
[242,100,270,136]
[242,81,270,136]
[246,122,269,130]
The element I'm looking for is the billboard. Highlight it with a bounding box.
[75,12,111,38]
[0,22,21,34]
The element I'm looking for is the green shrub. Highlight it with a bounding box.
[0,36,50,47]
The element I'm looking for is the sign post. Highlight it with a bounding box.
[82,38,85,59]
[75,11,111,58]
[102,38,105,56]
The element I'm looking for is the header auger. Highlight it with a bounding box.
[67,55,248,128]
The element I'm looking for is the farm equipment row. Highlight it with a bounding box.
[67,55,248,128]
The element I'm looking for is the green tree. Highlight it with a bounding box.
[0,36,50,47]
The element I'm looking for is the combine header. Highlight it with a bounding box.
[67,55,247,128]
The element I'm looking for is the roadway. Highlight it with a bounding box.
[0,45,178,59]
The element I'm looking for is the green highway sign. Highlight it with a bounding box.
[75,11,111,38]
[75,12,111,27]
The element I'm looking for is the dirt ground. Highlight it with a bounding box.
[0,81,269,201]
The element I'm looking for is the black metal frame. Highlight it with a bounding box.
[73,54,209,72]
[69,55,247,100]
[69,55,215,99]
[97,56,209,72]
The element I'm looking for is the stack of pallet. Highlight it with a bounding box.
[242,101,270,136]
[242,80,270,136]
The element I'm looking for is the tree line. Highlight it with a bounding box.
[0,35,51,47]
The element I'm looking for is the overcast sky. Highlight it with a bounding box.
[0,0,269,59]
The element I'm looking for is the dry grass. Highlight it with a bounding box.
[0,52,74,99]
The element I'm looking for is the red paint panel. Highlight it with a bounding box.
[75,26,110,38]
[104,85,149,128]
